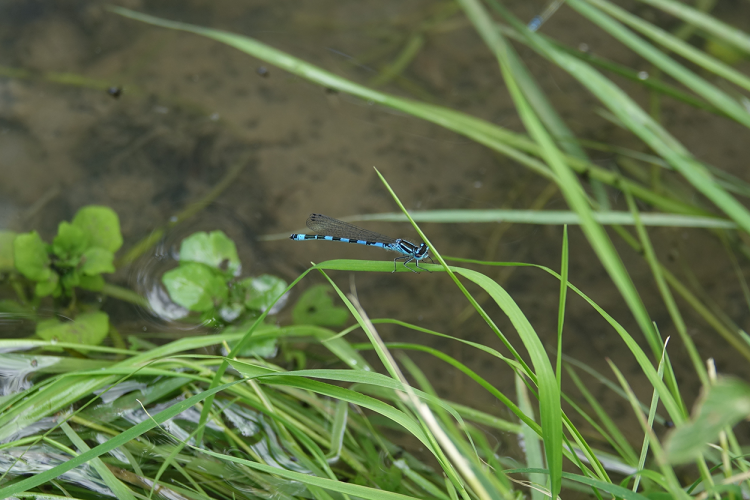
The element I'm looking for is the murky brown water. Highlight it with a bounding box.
[2,0,750,475]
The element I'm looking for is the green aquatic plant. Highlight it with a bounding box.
[161,230,287,326]
[10,205,121,299]
[0,209,292,346]
[0,206,122,345]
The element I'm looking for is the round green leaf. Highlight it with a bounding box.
[79,274,105,291]
[225,337,278,358]
[292,284,349,327]
[52,221,88,259]
[240,274,287,312]
[36,311,110,346]
[13,231,51,281]
[72,205,123,253]
[62,271,82,289]
[179,231,241,276]
[35,271,60,297]
[162,262,228,312]
[80,247,115,275]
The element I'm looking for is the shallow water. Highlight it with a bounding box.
[1,0,750,474]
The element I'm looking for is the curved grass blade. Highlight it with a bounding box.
[571,0,750,126]
[635,0,750,54]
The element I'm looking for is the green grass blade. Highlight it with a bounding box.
[571,0,750,126]
[453,265,561,496]
[505,468,651,500]
[327,400,347,460]
[365,342,540,433]
[636,0,750,54]
[195,267,312,445]
[488,1,750,234]
[633,336,669,491]
[608,361,691,500]
[0,374,118,442]
[263,209,733,241]
[626,192,709,387]
[585,0,750,94]
[556,226,568,389]
[477,0,672,388]
[60,422,138,500]
[565,366,639,465]
[446,257,685,424]
[0,381,245,500]
[516,374,547,500]
[357,210,734,227]
[190,445,451,500]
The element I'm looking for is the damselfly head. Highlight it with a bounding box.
[415,244,429,259]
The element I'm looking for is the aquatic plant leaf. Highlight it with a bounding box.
[62,271,81,290]
[36,311,110,346]
[162,262,228,312]
[225,336,279,358]
[80,247,115,275]
[218,302,244,322]
[179,230,241,276]
[52,222,88,259]
[0,231,17,271]
[72,206,123,253]
[35,271,60,297]
[13,231,51,281]
[292,284,349,327]
[78,274,105,291]
[665,377,750,463]
[241,274,286,311]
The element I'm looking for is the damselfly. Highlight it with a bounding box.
[290,214,431,273]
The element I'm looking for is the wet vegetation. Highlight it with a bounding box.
[2,2,750,500]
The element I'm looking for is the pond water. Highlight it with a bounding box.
[1,0,750,472]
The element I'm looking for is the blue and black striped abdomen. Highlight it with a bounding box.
[290,233,391,250]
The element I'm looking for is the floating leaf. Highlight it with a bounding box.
[35,271,60,297]
[225,337,278,358]
[179,230,241,276]
[162,262,228,312]
[241,274,287,312]
[219,302,244,323]
[80,247,115,275]
[292,284,349,327]
[63,271,82,289]
[36,311,110,346]
[13,231,51,281]
[665,377,750,464]
[79,274,105,291]
[52,222,88,259]
[72,206,123,253]
[0,231,17,271]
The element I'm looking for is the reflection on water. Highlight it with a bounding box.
[1,444,115,496]
[127,207,259,332]
[0,353,60,396]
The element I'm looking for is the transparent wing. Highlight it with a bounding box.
[306,214,397,244]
